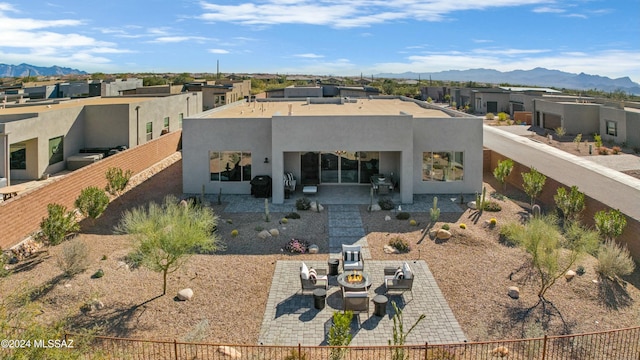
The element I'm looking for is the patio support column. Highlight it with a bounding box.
[271,151,284,204]
[400,150,413,204]
[0,131,9,185]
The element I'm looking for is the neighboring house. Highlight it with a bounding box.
[200,80,251,110]
[450,88,511,114]
[182,96,483,204]
[97,78,144,96]
[266,85,378,99]
[0,93,201,182]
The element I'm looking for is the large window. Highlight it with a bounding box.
[606,120,617,137]
[178,113,183,128]
[422,151,464,181]
[10,143,26,170]
[49,136,64,165]
[146,122,153,141]
[163,117,170,133]
[210,151,252,182]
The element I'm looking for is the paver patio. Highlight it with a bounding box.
[258,260,467,346]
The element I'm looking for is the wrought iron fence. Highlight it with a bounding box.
[66,326,640,360]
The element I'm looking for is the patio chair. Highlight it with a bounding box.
[283,172,296,192]
[341,244,364,272]
[342,290,369,315]
[384,262,414,301]
[300,262,328,294]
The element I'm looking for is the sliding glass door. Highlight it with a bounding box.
[302,151,379,184]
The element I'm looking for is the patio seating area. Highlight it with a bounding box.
[259,260,467,346]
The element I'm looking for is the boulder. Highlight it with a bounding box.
[269,228,280,237]
[508,286,520,299]
[257,230,272,239]
[179,199,189,208]
[436,229,452,240]
[308,244,319,254]
[93,300,105,310]
[384,215,391,221]
[177,288,194,301]
[429,229,438,238]
[565,270,576,281]
[310,201,324,212]
[467,201,477,210]
[217,346,241,359]
[369,204,382,211]
[383,245,399,254]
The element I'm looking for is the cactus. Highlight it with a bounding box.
[475,191,480,209]
[429,196,440,223]
[264,198,270,222]
[217,188,222,205]
[480,186,487,212]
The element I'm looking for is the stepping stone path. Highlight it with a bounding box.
[327,205,371,260]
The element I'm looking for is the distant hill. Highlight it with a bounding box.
[376,67,640,95]
[0,63,87,77]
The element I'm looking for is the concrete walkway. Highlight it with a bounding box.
[258,260,467,346]
[327,205,370,260]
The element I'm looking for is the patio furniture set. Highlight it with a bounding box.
[299,244,414,317]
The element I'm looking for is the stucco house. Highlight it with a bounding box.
[182,96,483,204]
[0,93,201,183]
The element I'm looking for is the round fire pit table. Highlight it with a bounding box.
[328,259,340,276]
[373,295,388,317]
[337,271,371,292]
[313,288,327,310]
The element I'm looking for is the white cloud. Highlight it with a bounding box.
[209,49,230,54]
[150,36,209,43]
[293,53,324,58]
[533,6,565,13]
[565,13,588,19]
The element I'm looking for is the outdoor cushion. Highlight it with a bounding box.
[309,268,317,283]
[402,262,413,280]
[394,268,404,280]
[300,262,310,280]
[344,251,360,262]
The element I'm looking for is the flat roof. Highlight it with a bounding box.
[203,99,451,118]
[0,96,156,116]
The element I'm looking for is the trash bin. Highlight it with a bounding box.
[373,295,388,317]
[328,259,340,276]
[313,289,326,310]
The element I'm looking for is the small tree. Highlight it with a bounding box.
[40,204,80,245]
[594,209,627,242]
[328,311,353,360]
[105,167,133,197]
[573,133,582,150]
[389,301,426,360]
[116,195,219,295]
[493,159,514,191]
[522,167,546,208]
[75,186,109,221]
[553,186,585,224]
[594,134,603,148]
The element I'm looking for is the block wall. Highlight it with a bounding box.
[0,131,182,249]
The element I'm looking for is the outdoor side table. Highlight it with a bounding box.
[328,259,340,276]
[313,289,327,310]
[373,295,388,317]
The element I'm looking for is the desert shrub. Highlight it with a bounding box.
[105,167,133,197]
[562,222,600,255]
[441,224,450,230]
[576,265,586,276]
[483,201,502,212]
[459,223,467,229]
[425,348,456,360]
[254,225,263,232]
[296,197,311,210]
[40,203,80,245]
[598,146,609,155]
[286,212,301,219]
[0,249,10,278]
[389,237,410,253]
[497,112,509,121]
[378,197,395,210]
[594,208,627,242]
[280,218,289,224]
[284,238,309,254]
[75,186,109,220]
[230,229,239,237]
[124,250,144,269]
[612,146,621,154]
[499,222,524,247]
[594,133,603,148]
[56,239,90,277]
[409,219,417,226]
[596,241,635,279]
[395,212,410,220]
[555,127,566,138]
[284,349,309,360]
[485,112,495,120]
[92,269,105,279]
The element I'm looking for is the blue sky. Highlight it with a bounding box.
[1,0,639,82]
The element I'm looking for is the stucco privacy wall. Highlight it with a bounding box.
[0,131,182,249]
[488,150,640,261]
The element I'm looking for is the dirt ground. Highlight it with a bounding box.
[2,153,639,345]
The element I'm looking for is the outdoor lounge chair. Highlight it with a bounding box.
[341,244,364,272]
[283,172,297,192]
[342,290,369,315]
[300,262,328,294]
[384,262,414,301]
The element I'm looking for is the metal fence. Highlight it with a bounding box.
[67,326,640,360]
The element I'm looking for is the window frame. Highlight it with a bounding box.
[146,122,153,141]
[605,120,617,137]
[209,151,252,182]
[48,136,64,165]
[422,151,464,182]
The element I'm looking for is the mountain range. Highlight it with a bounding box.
[376,67,640,95]
[0,63,87,77]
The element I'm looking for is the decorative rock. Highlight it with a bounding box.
[565,270,576,280]
[369,204,381,211]
[177,288,194,301]
[383,245,399,254]
[508,286,520,299]
[308,244,319,254]
[64,283,72,288]
[429,229,438,238]
[467,201,477,209]
[384,215,391,221]
[436,229,452,240]
[93,300,105,310]
[117,261,129,270]
[269,228,280,237]
[257,230,272,239]
[217,345,241,359]
[179,200,189,208]
[310,201,324,212]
